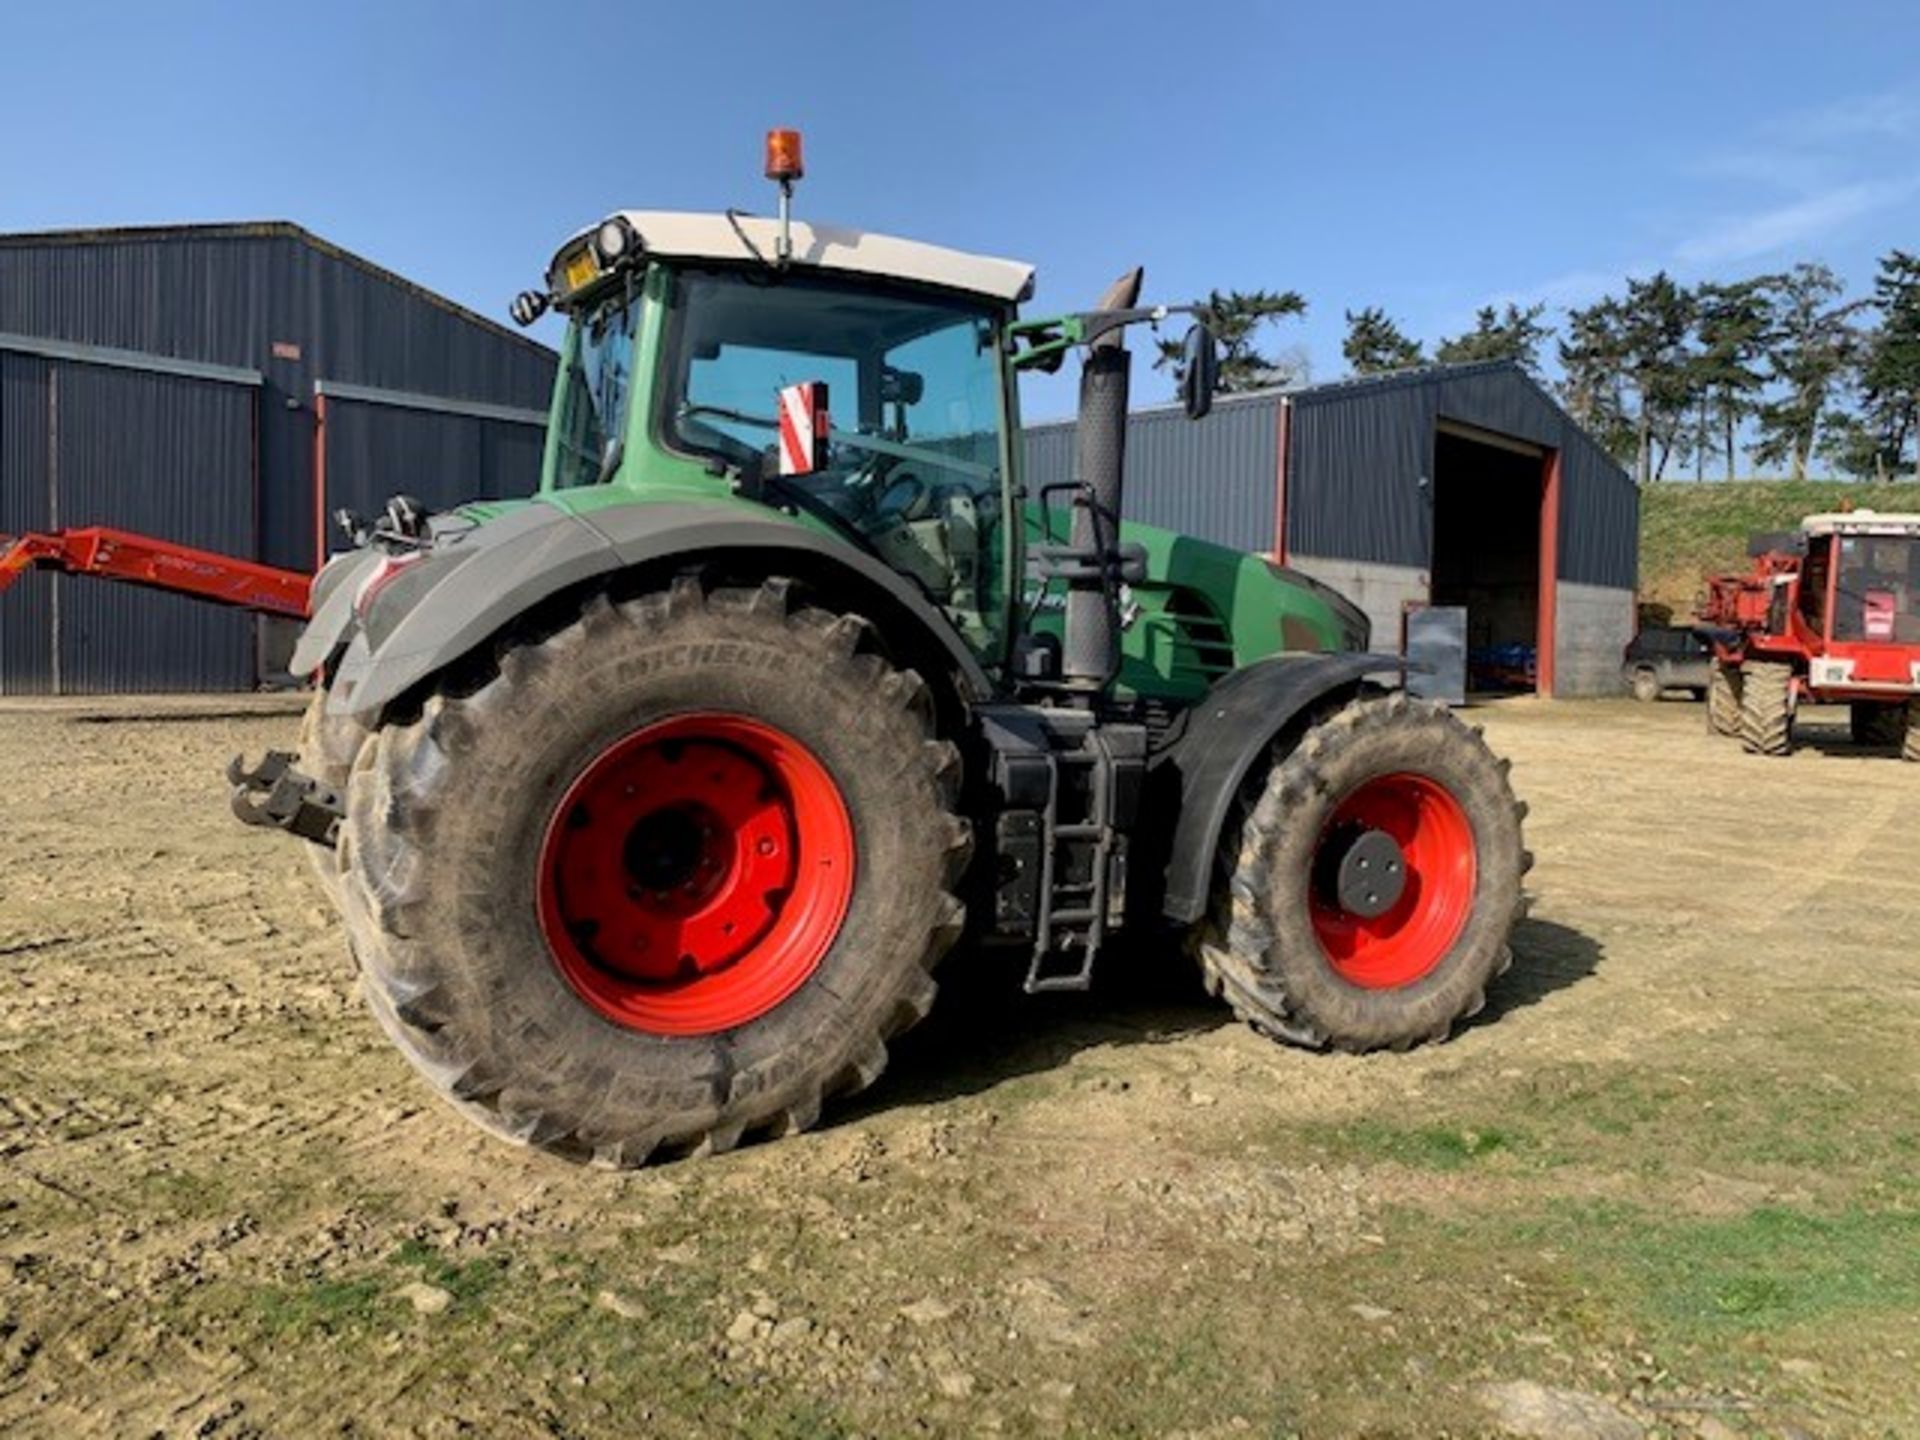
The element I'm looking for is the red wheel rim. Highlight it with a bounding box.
[536,713,854,1036]
[1307,772,1477,989]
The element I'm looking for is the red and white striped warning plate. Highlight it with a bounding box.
[777,381,830,476]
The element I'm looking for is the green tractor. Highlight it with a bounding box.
[233,135,1529,1165]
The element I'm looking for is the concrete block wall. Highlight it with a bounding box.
[1288,554,1429,654]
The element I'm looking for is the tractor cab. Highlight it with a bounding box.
[1798,514,1920,643]
[1795,512,1920,687]
[523,198,1034,664]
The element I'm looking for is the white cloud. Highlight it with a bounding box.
[1674,179,1915,264]
[1484,261,1661,313]
[1775,90,1920,142]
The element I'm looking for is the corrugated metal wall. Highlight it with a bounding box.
[1022,395,1279,553]
[1022,362,1637,590]
[0,353,53,692]
[55,366,257,692]
[1286,363,1636,588]
[322,400,546,524]
[0,224,556,692]
[0,359,257,693]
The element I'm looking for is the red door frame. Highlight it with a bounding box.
[311,390,330,574]
[1537,448,1561,697]
[1271,395,1291,562]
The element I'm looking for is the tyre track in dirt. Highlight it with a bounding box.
[3,695,1919,1435]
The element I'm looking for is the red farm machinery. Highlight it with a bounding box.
[0,526,311,621]
[1700,509,1920,760]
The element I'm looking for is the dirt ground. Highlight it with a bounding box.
[1,694,1917,1439]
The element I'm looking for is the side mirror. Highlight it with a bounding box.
[1178,322,1219,420]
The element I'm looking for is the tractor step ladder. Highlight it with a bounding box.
[1024,729,1121,994]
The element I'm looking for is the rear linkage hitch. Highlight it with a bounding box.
[227,751,345,847]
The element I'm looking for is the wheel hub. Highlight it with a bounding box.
[537,714,854,1035]
[1307,772,1477,990]
[1327,827,1407,919]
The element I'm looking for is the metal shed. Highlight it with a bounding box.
[1024,360,1638,697]
[0,222,555,694]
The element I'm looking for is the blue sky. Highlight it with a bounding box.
[4,1,1916,420]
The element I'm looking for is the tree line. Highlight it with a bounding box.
[1159,251,1920,486]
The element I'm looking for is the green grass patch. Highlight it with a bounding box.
[390,1237,507,1309]
[253,1274,392,1338]
[1305,1119,1523,1171]
[1366,1198,1920,1345]
[1640,479,1920,615]
[1548,1201,1920,1334]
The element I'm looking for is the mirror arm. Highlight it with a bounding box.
[1008,304,1211,373]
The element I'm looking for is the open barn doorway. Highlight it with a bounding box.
[1429,422,1554,697]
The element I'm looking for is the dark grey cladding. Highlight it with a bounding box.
[1022,360,1637,590]
[0,222,556,693]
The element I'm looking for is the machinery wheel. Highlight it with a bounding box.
[296,689,371,900]
[1905,701,1920,764]
[1629,667,1661,704]
[1738,661,1794,756]
[1850,700,1907,749]
[1195,691,1529,1052]
[334,577,970,1165]
[1707,660,1743,737]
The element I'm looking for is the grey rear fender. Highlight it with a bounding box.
[1149,652,1409,924]
[326,499,994,722]
[288,547,383,678]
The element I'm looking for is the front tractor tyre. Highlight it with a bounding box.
[1629,667,1661,704]
[1905,700,1920,764]
[1850,700,1908,750]
[1197,692,1529,1052]
[334,578,971,1165]
[1707,660,1743,737]
[1738,661,1794,757]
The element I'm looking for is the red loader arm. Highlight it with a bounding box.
[0,527,310,618]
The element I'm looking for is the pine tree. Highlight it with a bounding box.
[1342,306,1425,375]
[1558,297,1636,468]
[1619,273,1699,484]
[1751,264,1857,481]
[1154,288,1308,393]
[1689,279,1771,481]
[1434,303,1551,376]
[1858,249,1920,481]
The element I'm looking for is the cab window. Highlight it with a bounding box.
[659,268,1010,662]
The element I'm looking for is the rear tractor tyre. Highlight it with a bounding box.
[1707,660,1743,737]
[296,689,372,902]
[1850,700,1907,750]
[1905,700,1920,764]
[335,578,971,1165]
[1738,661,1794,757]
[1630,667,1661,704]
[1195,692,1529,1053]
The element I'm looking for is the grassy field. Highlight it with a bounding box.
[1638,479,1920,620]
[3,695,1919,1436]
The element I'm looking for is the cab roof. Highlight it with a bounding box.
[573,211,1035,305]
[1803,510,1920,537]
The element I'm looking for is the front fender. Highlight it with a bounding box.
[1150,652,1409,924]
[326,499,994,721]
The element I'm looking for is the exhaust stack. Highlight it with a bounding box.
[1061,268,1143,692]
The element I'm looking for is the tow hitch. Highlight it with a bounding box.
[228,751,345,846]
